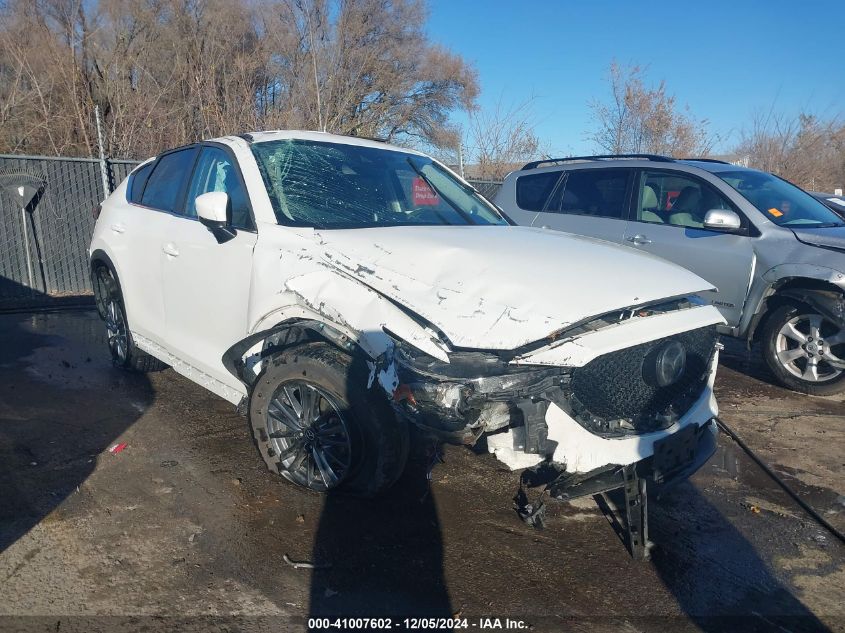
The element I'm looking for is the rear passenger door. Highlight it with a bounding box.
[622,169,756,327]
[116,147,198,343]
[531,168,633,244]
[161,144,257,389]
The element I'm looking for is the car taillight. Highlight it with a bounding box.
[93,203,102,219]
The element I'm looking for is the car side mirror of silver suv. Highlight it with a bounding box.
[703,208,742,232]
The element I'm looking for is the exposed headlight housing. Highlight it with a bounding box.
[644,340,688,387]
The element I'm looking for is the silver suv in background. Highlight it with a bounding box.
[496,155,845,395]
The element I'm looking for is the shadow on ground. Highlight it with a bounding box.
[0,309,153,554]
[649,477,833,633]
[308,456,453,620]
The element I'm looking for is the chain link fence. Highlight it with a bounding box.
[0,155,139,308]
[0,153,500,309]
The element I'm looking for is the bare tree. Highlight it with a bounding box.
[0,0,479,158]
[587,62,713,158]
[457,97,541,181]
[735,109,845,191]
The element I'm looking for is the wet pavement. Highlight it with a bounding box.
[0,310,843,632]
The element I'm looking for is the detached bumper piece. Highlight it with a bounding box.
[543,419,717,560]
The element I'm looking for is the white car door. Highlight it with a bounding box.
[115,147,199,344]
[161,145,257,388]
[528,168,633,244]
[621,169,755,328]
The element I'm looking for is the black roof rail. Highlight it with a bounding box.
[348,132,390,143]
[679,157,731,164]
[521,154,674,170]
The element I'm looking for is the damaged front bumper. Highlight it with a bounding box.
[544,416,718,501]
[383,323,721,499]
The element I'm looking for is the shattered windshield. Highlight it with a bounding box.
[718,170,845,227]
[251,139,509,229]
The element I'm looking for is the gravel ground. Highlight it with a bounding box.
[0,310,843,633]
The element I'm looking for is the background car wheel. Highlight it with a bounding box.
[249,342,409,497]
[95,266,168,373]
[762,303,845,395]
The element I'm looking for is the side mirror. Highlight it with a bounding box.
[703,208,742,232]
[196,191,229,227]
[195,191,236,243]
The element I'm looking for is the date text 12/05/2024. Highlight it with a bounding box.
[307,617,529,629]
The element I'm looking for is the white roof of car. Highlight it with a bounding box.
[215,130,426,156]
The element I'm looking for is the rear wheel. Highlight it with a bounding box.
[96,266,167,373]
[249,342,409,496]
[762,303,845,395]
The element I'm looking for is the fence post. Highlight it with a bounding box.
[18,189,34,292]
[94,105,111,198]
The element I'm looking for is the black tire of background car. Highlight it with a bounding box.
[96,266,168,373]
[761,303,845,396]
[249,342,409,497]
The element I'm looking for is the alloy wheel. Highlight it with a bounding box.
[265,381,353,492]
[775,313,845,383]
[105,299,128,364]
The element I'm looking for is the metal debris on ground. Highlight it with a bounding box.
[513,477,548,530]
[426,443,445,481]
[283,554,331,570]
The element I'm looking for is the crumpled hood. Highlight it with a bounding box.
[311,225,714,350]
[791,226,845,253]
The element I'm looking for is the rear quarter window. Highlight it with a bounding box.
[515,171,561,211]
[127,162,154,204]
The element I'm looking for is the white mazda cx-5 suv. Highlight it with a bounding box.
[89,131,725,504]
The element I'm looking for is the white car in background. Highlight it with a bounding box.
[88,131,724,509]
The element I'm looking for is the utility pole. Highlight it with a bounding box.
[458,142,465,178]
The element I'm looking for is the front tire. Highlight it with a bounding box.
[249,342,409,497]
[762,303,845,395]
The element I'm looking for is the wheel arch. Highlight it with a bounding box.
[222,315,381,392]
[749,277,845,343]
[89,249,123,320]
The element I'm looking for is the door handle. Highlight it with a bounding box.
[162,243,180,257]
[626,234,652,245]
[110,223,126,234]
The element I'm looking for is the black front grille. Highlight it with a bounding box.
[567,326,718,434]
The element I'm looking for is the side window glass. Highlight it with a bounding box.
[184,147,252,229]
[515,171,561,211]
[552,169,629,219]
[635,170,732,228]
[140,148,198,211]
[128,163,153,204]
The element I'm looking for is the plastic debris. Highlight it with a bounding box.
[108,443,127,455]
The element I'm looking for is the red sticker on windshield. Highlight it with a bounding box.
[412,178,439,206]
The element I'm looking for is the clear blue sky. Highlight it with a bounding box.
[426,0,845,156]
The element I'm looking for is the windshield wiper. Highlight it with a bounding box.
[406,158,476,225]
